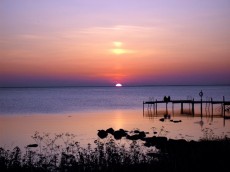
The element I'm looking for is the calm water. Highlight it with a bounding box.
[0,86,230,148]
[1,86,230,115]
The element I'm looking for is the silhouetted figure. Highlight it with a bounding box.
[164,96,171,102]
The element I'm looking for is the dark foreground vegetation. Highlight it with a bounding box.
[1,128,230,172]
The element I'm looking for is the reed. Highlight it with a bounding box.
[0,129,230,172]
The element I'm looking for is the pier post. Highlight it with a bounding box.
[143,101,144,116]
[201,99,203,118]
[223,96,225,118]
[166,102,168,114]
[172,103,174,115]
[211,98,213,118]
[192,99,194,116]
[156,99,158,115]
[181,103,183,114]
[199,90,203,118]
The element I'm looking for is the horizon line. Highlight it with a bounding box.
[1,84,230,88]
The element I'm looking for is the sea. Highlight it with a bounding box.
[0,85,230,148]
[1,85,230,115]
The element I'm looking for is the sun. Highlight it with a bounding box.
[115,83,122,87]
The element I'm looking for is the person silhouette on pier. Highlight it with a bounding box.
[164,96,171,102]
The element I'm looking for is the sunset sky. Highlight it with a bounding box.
[1,0,230,86]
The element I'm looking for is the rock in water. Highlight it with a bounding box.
[97,130,108,139]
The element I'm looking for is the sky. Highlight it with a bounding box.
[0,0,230,87]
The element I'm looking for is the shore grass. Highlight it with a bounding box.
[1,129,230,172]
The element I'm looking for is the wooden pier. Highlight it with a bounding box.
[143,96,230,118]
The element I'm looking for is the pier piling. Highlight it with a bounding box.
[211,98,213,118]
[223,96,225,118]
[181,103,184,114]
